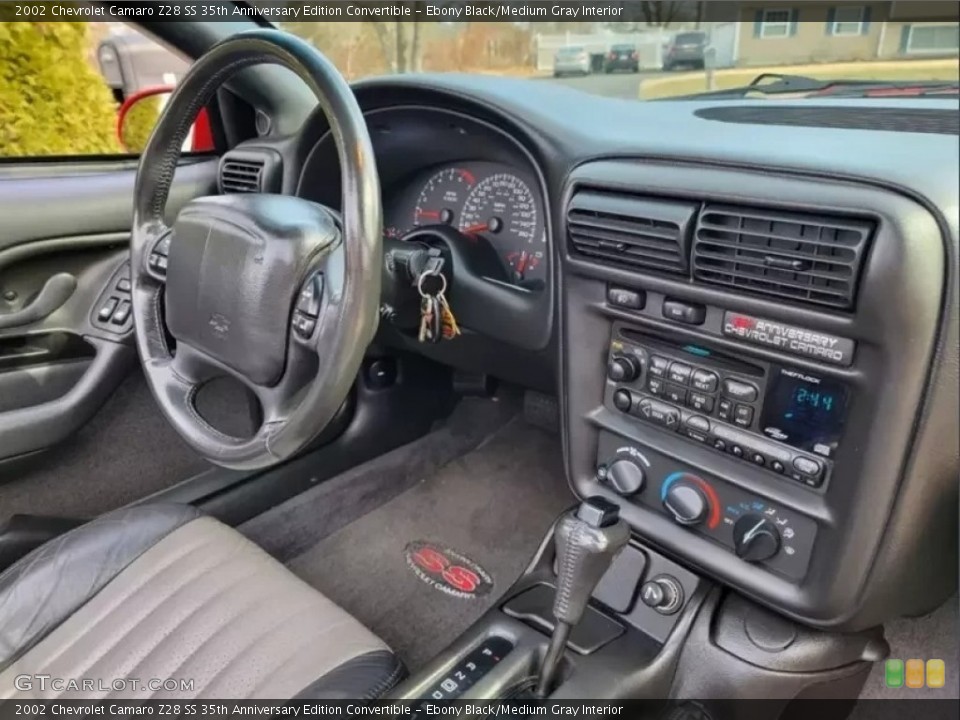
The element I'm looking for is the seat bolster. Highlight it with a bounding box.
[292,650,406,700]
[0,503,201,670]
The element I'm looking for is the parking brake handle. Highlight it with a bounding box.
[535,497,630,697]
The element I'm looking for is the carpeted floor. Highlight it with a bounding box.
[0,372,212,520]
[280,417,572,670]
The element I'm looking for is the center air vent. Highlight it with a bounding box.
[692,205,873,310]
[220,158,264,193]
[567,190,698,275]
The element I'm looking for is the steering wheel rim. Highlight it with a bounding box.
[130,29,381,471]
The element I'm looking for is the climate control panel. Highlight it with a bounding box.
[596,431,817,580]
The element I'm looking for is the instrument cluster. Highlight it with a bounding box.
[384,161,548,289]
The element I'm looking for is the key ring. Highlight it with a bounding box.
[417,269,447,298]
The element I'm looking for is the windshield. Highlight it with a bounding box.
[269,3,958,101]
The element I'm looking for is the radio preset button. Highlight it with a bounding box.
[734,404,754,427]
[751,453,766,467]
[665,385,687,405]
[688,392,714,413]
[793,456,822,477]
[771,460,785,474]
[649,356,670,378]
[730,445,744,458]
[713,439,726,452]
[691,369,719,393]
[647,377,665,396]
[667,362,693,385]
[684,415,711,433]
[722,379,759,402]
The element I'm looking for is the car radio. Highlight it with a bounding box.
[604,323,851,489]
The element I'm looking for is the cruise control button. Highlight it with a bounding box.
[607,287,645,310]
[662,298,706,325]
[667,362,692,385]
[734,404,754,427]
[296,273,324,318]
[691,369,719,393]
[110,300,131,325]
[688,392,714,413]
[722,379,759,402]
[793,456,822,477]
[649,356,670,378]
[293,312,317,339]
[97,297,118,322]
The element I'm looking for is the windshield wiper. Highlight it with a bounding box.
[672,73,959,99]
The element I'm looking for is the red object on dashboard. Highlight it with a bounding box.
[116,85,215,153]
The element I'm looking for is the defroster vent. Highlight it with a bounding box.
[693,205,873,309]
[567,190,698,275]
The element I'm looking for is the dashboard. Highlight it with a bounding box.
[231,74,957,633]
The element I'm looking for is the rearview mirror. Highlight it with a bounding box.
[117,86,215,154]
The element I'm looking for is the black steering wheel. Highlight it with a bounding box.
[130,30,381,470]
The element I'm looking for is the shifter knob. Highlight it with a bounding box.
[552,497,631,626]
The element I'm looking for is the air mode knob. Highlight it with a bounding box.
[663,484,708,526]
[604,459,645,496]
[607,354,641,383]
[733,514,782,562]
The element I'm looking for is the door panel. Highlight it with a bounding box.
[0,159,217,500]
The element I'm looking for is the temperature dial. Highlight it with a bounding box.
[733,514,782,562]
[663,484,708,526]
[603,459,645,496]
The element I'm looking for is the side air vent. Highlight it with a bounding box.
[220,158,264,193]
[217,149,283,194]
[567,190,698,275]
[693,205,873,309]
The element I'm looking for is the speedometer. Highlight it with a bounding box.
[459,173,545,285]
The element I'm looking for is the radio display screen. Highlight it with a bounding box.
[761,369,849,457]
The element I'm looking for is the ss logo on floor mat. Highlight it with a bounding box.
[404,540,493,599]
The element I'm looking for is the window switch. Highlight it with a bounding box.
[111,300,131,325]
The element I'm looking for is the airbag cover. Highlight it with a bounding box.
[165,194,338,386]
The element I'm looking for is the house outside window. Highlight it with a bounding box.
[904,24,960,54]
[830,6,869,36]
[756,8,798,39]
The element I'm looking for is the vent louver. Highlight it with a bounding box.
[567,190,697,275]
[220,158,265,193]
[693,205,872,309]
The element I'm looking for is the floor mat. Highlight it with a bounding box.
[284,417,573,670]
[241,394,522,561]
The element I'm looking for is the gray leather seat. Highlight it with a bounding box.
[0,505,403,699]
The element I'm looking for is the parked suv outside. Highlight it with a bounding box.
[663,31,708,71]
[604,43,639,73]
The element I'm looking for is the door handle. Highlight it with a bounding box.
[0,273,77,330]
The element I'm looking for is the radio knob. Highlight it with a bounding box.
[608,354,641,383]
[612,389,633,413]
[733,514,782,562]
[605,459,645,496]
[663,484,708,526]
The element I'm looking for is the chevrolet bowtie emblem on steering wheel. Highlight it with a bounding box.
[208,313,231,339]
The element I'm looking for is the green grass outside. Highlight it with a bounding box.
[639,57,959,99]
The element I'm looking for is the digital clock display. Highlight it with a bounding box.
[761,368,850,456]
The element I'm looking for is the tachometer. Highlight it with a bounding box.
[413,167,475,228]
[459,173,544,285]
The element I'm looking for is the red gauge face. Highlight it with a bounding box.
[458,173,546,286]
[413,167,475,229]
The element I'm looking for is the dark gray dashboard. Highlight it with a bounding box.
[273,73,957,630]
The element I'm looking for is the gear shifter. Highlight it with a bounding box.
[535,496,630,697]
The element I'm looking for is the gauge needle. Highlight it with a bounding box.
[417,210,440,219]
[461,223,489,235]
[516,251,528,275]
